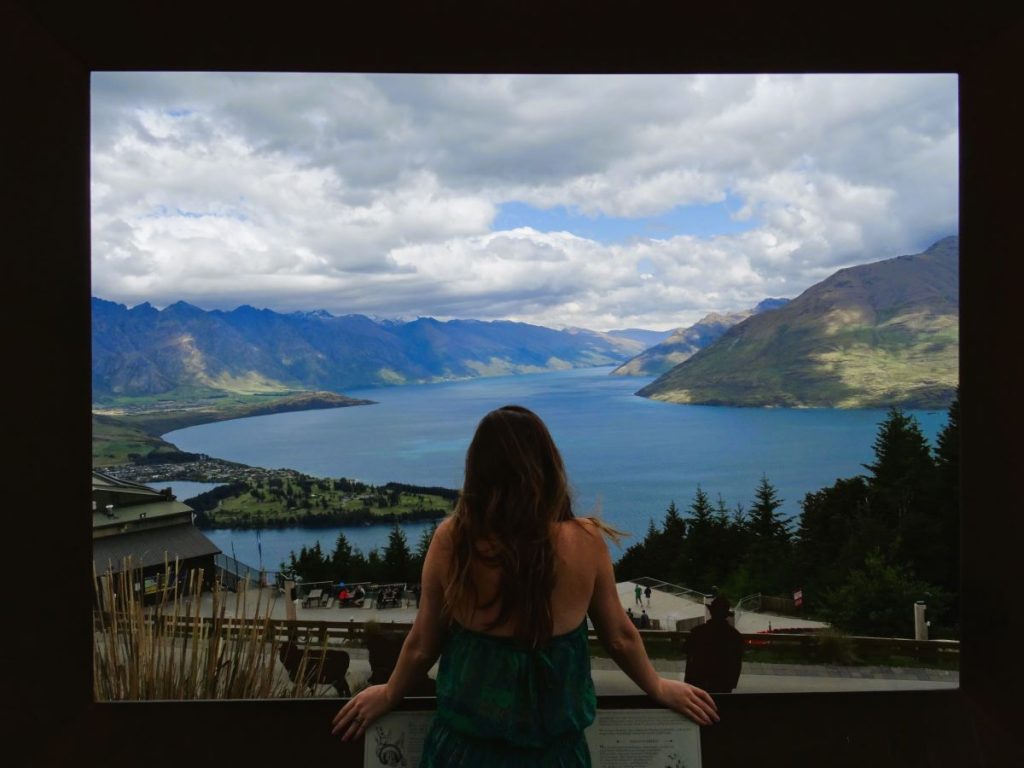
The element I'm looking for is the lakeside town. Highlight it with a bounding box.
[97,456,299,488]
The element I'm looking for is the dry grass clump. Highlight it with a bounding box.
[93,557,331,700]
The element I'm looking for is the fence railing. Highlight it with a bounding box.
[214,553,276,589]
[94,612,959,662]
[735,592,763,613]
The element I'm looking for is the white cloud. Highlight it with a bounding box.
[91,73,958,330]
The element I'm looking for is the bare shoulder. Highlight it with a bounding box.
[432,515,455,543]
[564,517,610,553]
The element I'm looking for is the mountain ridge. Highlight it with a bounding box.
[636,236,959,408]
[91,301,647,400]
[611,298,790,377]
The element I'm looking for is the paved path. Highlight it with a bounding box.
[203,582,829,632]
[617,581,830,633]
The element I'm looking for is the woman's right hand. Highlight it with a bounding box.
[655,678,720,726]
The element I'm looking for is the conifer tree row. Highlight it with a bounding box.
[282,520,438,585]
[613,394,960,639]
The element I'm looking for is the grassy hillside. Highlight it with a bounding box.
[638,237,959,408]
[92,414,183,467]
[93,390,375,466]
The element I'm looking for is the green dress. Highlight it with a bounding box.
[418,619,596,767]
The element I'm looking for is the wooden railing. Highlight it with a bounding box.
[95,612,959,661]
[635,627,958,661]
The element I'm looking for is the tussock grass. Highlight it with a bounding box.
[93,557,335,700]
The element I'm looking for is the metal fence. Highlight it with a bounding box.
[214,553,276,590]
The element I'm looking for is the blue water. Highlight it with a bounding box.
[165,367,947,572]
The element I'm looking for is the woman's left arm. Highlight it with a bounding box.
[331,518,452,741]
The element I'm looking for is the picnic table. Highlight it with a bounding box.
[302,588,324,608]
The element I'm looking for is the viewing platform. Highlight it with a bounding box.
[171,581,956,697]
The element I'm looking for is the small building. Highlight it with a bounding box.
[92,471,221,602]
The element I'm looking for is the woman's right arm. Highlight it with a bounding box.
[331,517,451,740]
[584,523,720,726]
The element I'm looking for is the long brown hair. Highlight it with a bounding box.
[443,405,620,648]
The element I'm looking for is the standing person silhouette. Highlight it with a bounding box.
[332,405,719,764]
[683,595,744,693]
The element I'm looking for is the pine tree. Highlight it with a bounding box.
[662,500,686,541]
[659,501,687,584]
[411,521,438,582]
[749,475,789,542]
[740,476,792,595]
[863,407,936,526]
[383,523,413,582]
[863,407,940,584]
[644,517,659,544]
[794,476,872,606]
[678,486,715,590]
[416,522,437,561]
[934,391,959,478]
[930,391,960,601]
[688,486,714,528]
[365,549,384,583]
[614,517,665,582]
[330,531,355,577]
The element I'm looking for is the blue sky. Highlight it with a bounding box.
[492,194,758,244]
[90,73,958,331]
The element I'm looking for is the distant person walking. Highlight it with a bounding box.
[684,595,744,693]
[635,583,643,606]
[644,585,652,608]
[639,610,650,629]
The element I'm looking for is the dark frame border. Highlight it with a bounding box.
[7,2,1021,764]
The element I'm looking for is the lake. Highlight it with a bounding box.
[164,367,947,572]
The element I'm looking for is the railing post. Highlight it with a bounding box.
[284,580,296,621]
[914,601,928,640]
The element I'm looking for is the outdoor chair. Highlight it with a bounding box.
[278,641,351,697]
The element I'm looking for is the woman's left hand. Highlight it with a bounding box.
[330,684,395,741]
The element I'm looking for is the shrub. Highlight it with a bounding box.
[815,629,859,665]
[92,557,333,700]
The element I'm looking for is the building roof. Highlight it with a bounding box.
[92,470,194,531]
[93,499,194,530]
[93,524,221,574]
[92,470,168,498]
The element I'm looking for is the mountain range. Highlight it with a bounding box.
[91,300,647,400]
[611,298,790,377]
[636,236,959,408]
[92,235,958,409]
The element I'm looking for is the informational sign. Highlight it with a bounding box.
[364,711,433,767]
[365,708,702,767]
[793,588,804,608]
[585,709,702,768]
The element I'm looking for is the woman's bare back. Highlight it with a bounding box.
[448,518,602,637]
